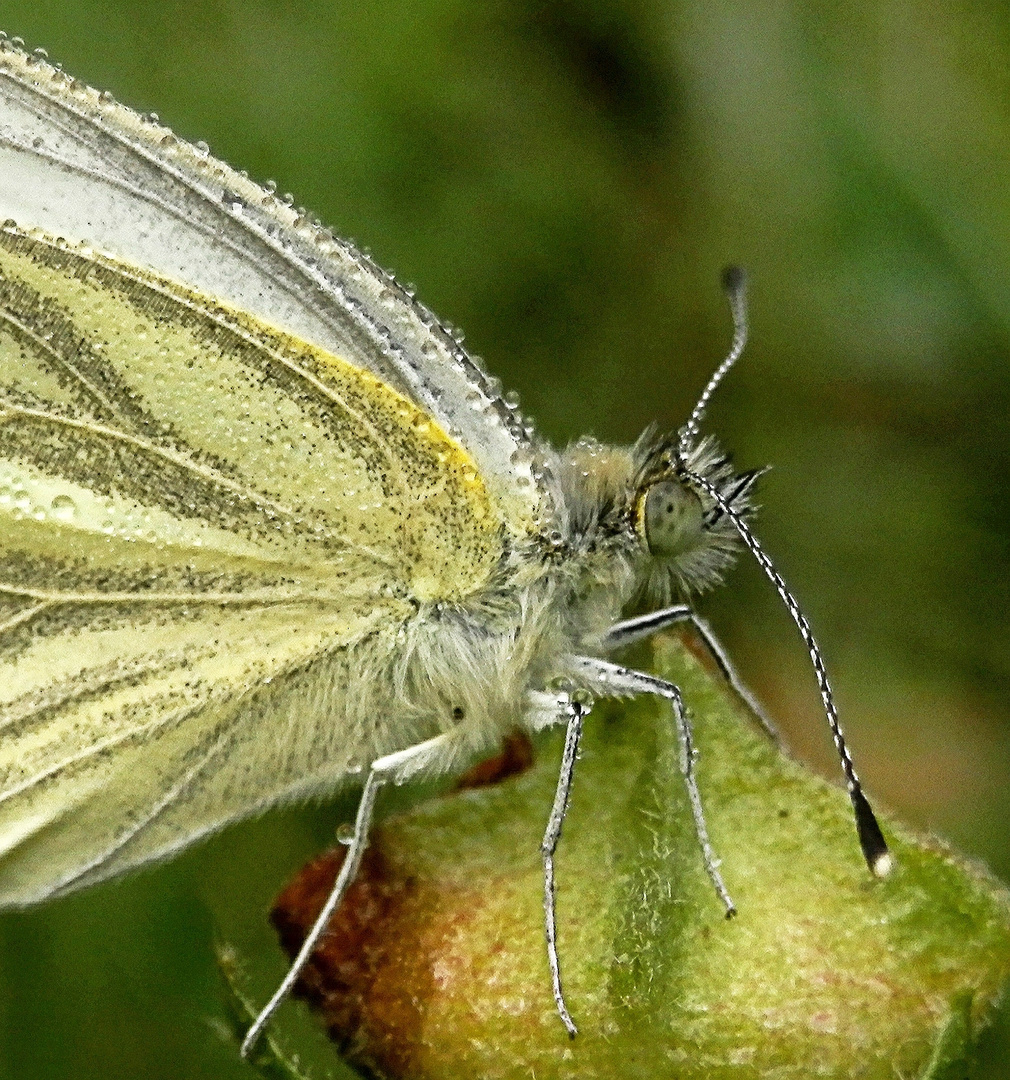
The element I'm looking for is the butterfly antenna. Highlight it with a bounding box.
[675,268,892,879]
[679,265,749,456]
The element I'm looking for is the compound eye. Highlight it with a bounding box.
[642,480,705,558]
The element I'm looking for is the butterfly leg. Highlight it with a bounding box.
[241,730,457,1057]
[541,691,592,1037]
[602,604,779,742]
[568,655,736,918]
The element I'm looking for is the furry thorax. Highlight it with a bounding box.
[341,429,761,779]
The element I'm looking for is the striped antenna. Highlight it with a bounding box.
[676,268,892,878]
[679,265,748,455]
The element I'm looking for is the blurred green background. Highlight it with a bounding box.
[2,1,1010,1076]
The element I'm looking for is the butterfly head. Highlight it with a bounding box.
[630,432,763,603]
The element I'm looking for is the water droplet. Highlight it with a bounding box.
[574,686,596,712]
[50,495,76,522]
[335,822,355,845]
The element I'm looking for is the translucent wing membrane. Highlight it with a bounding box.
[0,42,547,530]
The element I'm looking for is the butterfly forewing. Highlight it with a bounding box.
[0,44,548,532]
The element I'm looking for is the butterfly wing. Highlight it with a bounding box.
[0,225,505,904]
[0,41,547,532]
[0,599,395,905]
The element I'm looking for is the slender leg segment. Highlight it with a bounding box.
[241,732,455,1058]
[568,656,736,917]
[600,603,694,648]
[603,604,779,741]
[541,695,589,1037]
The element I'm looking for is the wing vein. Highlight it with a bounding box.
[82,258,411,489]
[0,306,128,425]
[0,398,400,569]
[0,600,51,636]
[0,398,304,521]
[47,705,242,898]
[0,708,178,807]
[0,583,353,606]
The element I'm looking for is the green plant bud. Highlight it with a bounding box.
[247,634,1010,1079]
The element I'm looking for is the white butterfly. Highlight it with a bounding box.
[0,36,889,1053]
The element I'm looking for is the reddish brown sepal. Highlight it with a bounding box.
[269,735,533,1076]
[270,842,429,1077]
[453,730,534,791]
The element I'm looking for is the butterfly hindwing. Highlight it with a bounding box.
[0,223,505,902]
[0,596,402,904]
